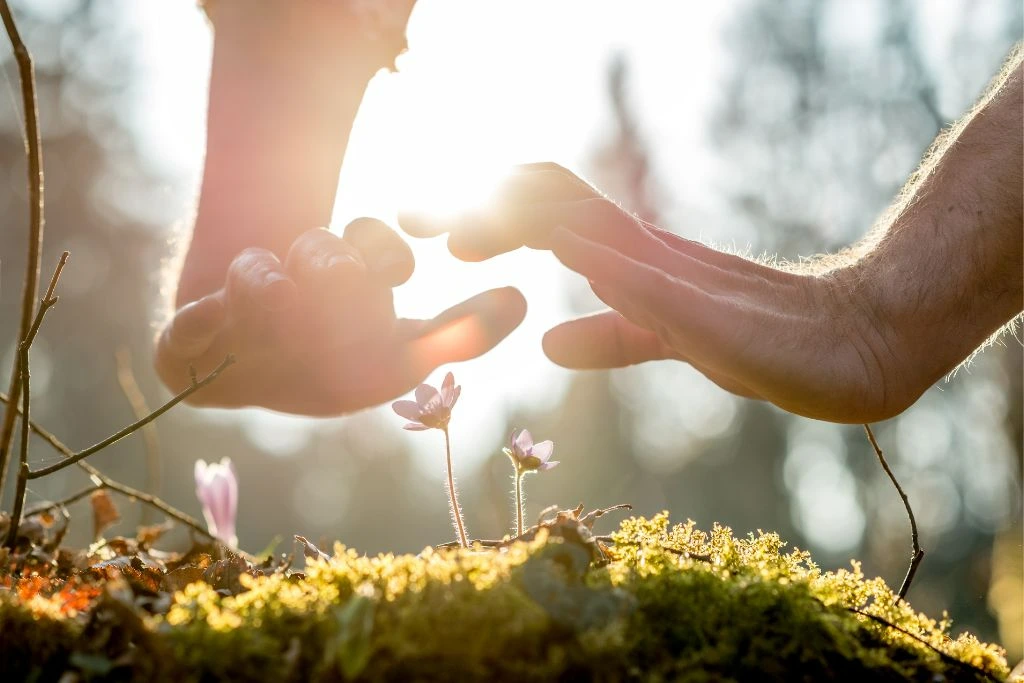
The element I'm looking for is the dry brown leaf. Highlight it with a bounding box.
[90,490,120,540]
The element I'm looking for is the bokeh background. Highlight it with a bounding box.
[0,0,1019,659]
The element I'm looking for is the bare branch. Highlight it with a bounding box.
[846,608,1000,682]
[0,390,255,560]
[24,483,102,517]
[4,253,67,548]
[0,0,46,499]
[28,355,235,479]
[864,423,924,603]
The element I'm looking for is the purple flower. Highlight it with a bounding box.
[505,429,558,474]
[194,457,238,547]
[392,372,461,431]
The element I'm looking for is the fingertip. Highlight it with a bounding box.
[164,294,225,359]
[344,217,415,286]
[397,210,446,238]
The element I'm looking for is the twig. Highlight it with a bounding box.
[23,484,102,517]
[846,608,1001,682]
[28,355,235,479]
[115,347,161,523]
[864,423,924,604]
[0,0,45,500]
[1,395,254,561]
[4,254,67,548]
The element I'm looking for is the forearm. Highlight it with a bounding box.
[835,49,1022,399]
[178,0,414,305]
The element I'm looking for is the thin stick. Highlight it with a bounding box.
[4,254,67,548]
[23,484,102,517]
[28,355,235,479]
[847,608,1000,682]
[0,0,45,500]
[442,427,469,548]
[115,347,161,523]
[3,398,254,561]
[864,423,923,603]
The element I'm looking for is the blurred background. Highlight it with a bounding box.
[0,0,1019,658]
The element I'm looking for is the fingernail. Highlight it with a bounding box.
[260,273,298,311]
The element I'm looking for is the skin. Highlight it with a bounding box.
[156,1,525,415]
[399,50,1023,424]
[158,1,1019,423]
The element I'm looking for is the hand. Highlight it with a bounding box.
[156,219,526,416]
[400,163,909,423]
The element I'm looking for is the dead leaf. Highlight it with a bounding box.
[90,490,120,540]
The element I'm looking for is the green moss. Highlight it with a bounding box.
[0,515,1010,682]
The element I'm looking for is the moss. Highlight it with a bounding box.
[0,515,1010,682]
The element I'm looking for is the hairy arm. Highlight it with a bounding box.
[827,48,1023,409]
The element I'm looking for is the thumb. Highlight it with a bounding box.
[542,310,676,369]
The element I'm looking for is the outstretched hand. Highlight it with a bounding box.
[156,219,526,416]
[400,163,904,423]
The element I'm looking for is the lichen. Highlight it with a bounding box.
[0,515,1010,682]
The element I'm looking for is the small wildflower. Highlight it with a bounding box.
[505,429,558,474]
[194,457,238,547]
[504,429,558,537]
[391,372,460,430]
[391,371,469,547]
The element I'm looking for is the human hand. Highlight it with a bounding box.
[156,219,526,416]
[400,163,909,423]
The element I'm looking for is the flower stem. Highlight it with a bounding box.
[514,472,524,538]
[442,427,469,548]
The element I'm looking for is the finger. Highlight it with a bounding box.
[541,310,762,399]
[321,287,528,411]
[548,226,696,316]
[226,248,298,314]
[284,228,367,294]
[343,217,415,286]
[399,162,600,263]
[402,285,528,372]
[444,167,601,261]
[542,310,676,369]
[158,293,226,360]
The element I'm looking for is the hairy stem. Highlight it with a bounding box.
[864,423,923,603]
[28,355,235,479]
[4,254,67,548]
[0,0,45,501]
[442,427,469,548]
[515,472,524,538]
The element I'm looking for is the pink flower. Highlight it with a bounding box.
[505,429,558,473]
[194,457,238,547]
[392,372,461,431]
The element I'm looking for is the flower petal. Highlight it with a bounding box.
[415,383,440,408]
[514,428,534,453]
[392,400,422,421]
[446,384,462,411]
[530,440,554,462]
[194,459,209,487]
[403,422,430,431]
[539,461,560,471]
[440,372,455,405]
